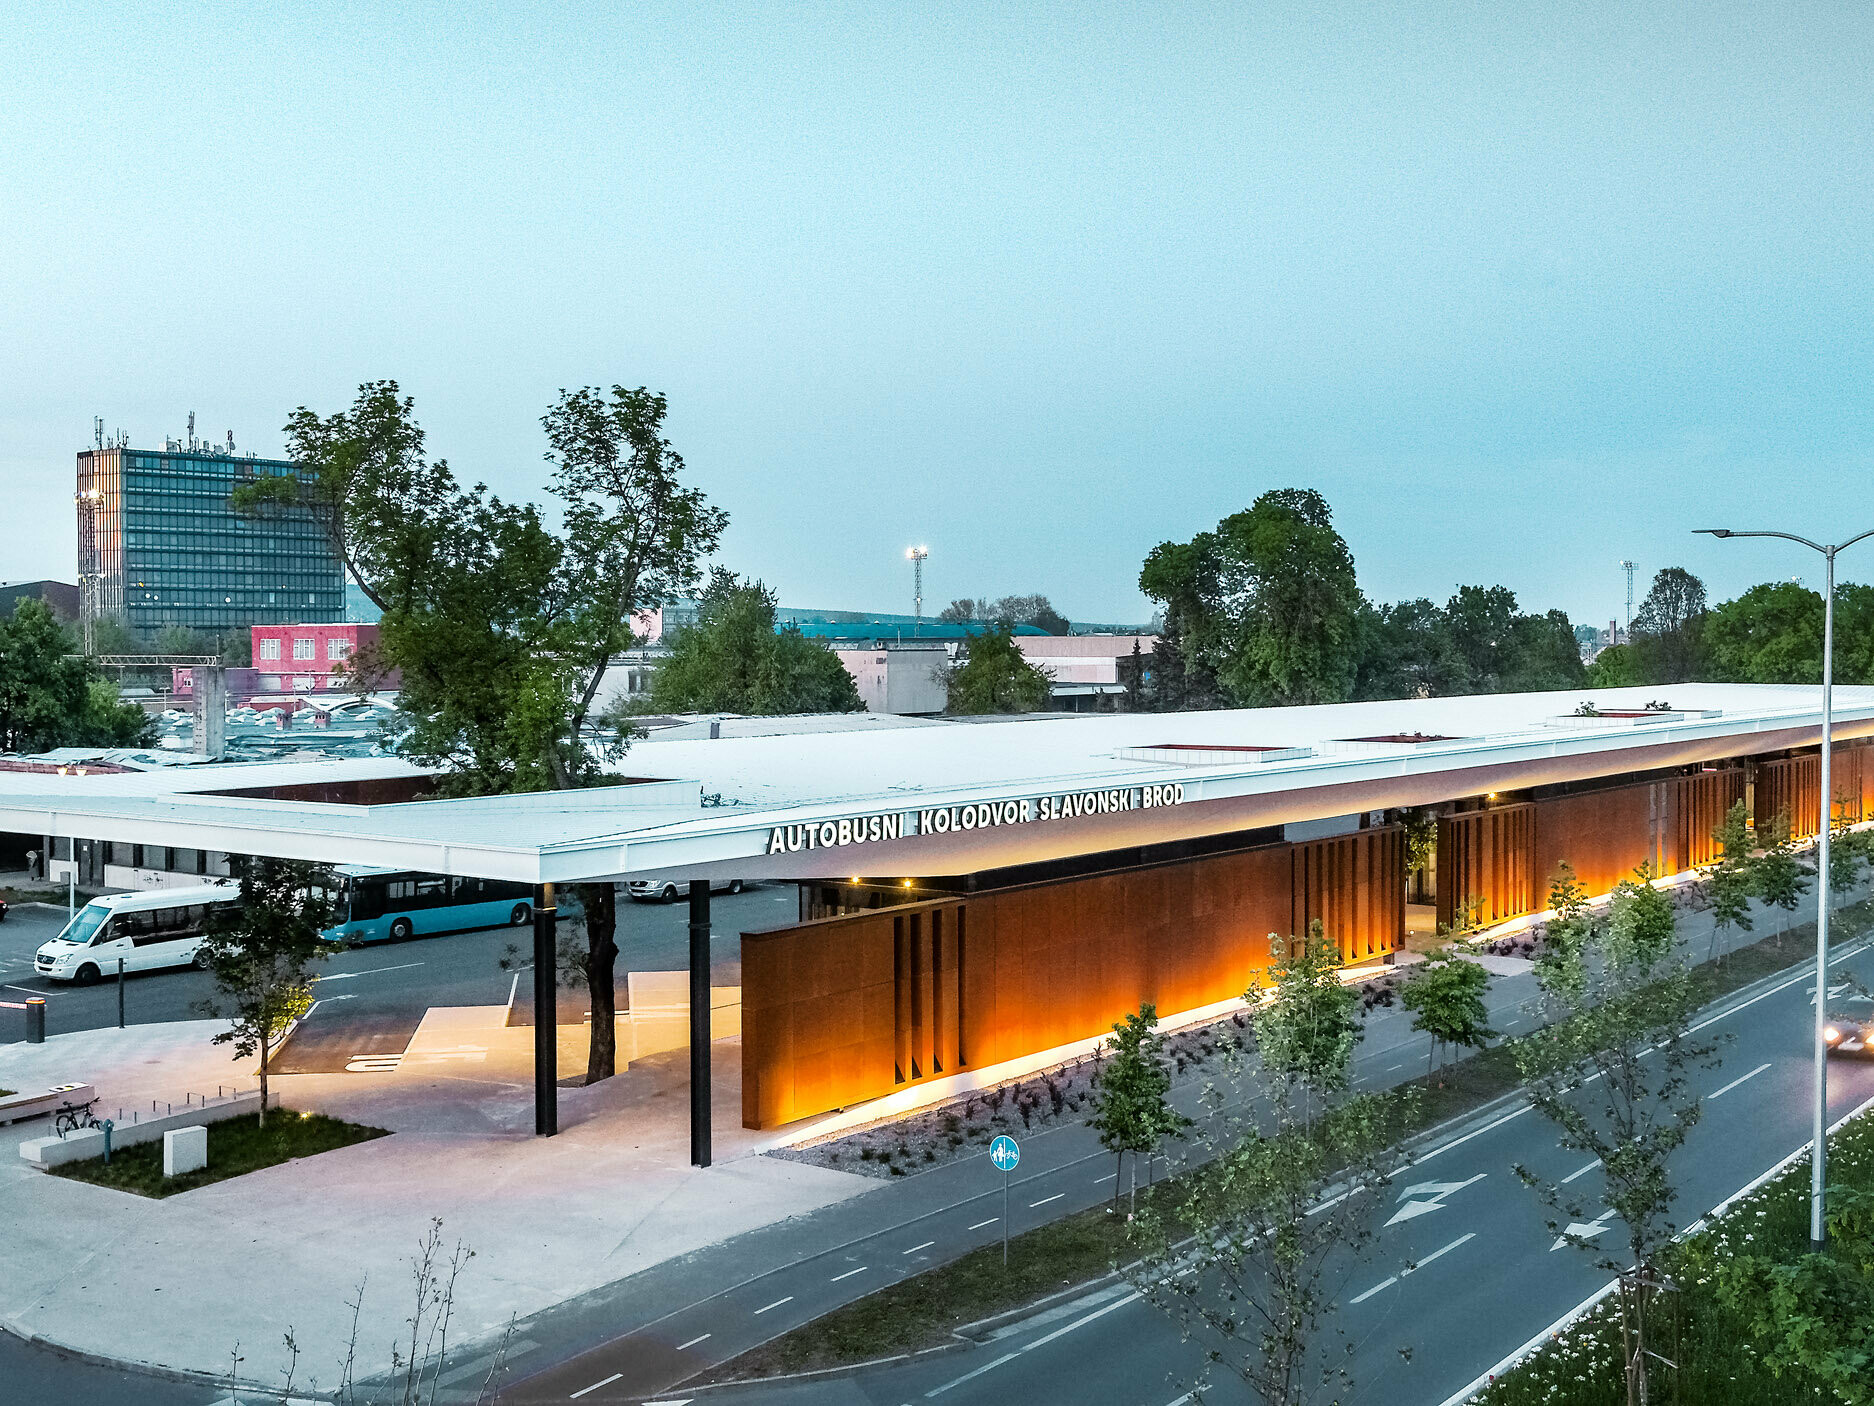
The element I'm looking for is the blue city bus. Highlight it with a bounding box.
[321,865,538,945]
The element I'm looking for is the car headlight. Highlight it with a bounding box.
[1825,1026,1842,1042]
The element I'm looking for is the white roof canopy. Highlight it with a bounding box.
[3,684,1868,887]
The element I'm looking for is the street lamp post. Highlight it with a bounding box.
[1697,525,1874,1250]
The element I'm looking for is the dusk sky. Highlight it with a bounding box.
[3,3,1871,626]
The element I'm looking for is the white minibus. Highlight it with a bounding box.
[34,883,242,983]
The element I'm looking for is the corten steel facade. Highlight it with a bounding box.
[741,741,1874,1131]
[742,826,1403,1129]
[76,446,344,632]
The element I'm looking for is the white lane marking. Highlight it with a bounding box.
[1021,1290,1141,1352]
[675,1333,710,1350]
[926,1289,1141,1396]
[1349,1233,1476,1304]
[753,1296,793,1315]
[968,1218,999,1230]
[1552,1210,1616,1251]
[1711,1062,1773,1099]
[1095,1173,1117,1183]
[1561,1159,1601,1185]
[1407,1232,1475,1273]
[1029,1193,1065,1208]
[927,1350,1021,1397]
[1349,1275,1397,1304]
[570,1372,623,1398]
[904,1241,936,1255]
[314,961,426,981]
[1385,1062,1405,1072]
[830,1266,867,1281]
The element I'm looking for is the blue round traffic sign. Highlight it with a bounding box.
[989,1134,1021,1172]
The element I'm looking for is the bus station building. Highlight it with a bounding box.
[2,683,1868,1162]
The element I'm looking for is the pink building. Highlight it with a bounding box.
[250,623,394,694]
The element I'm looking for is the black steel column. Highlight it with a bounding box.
[533,882,558,1137]
[689,880,712,1168]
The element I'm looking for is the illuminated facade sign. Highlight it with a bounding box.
[765,782,1187,855]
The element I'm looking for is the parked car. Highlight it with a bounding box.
[626,877,746,903]
[1824,995,1874,1058]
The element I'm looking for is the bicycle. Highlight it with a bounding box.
[52,1100,103,1138]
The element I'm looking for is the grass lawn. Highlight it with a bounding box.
[704,898,1874,1386]
[49,1109,387,1197]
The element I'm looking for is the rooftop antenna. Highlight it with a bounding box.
[187,411,196,452]
[93,417,104,451]
[226,430,235,453]
[906,545,929,631]
[1619,559,1635,639]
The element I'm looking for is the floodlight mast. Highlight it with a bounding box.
[906,546,929,631]
[1695,523,1874,1250]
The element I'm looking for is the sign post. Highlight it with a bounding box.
[990,1134,1021,1268]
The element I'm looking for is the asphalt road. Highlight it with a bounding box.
[0,886,796,1052]
[670,941,1874,1406]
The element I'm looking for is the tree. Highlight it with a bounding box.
[316,381,726,1085]
[1705,799,1755,963]
[0,600,153,752]
[648,571,864,715]
[1085,1003,1190,1214]
[1584,642,1641,687]
[1443,586,1586,693]
[1399,949,1496,1075]
[1703,582,1825,684]
[1252,921,1363,1119]
[937,599,978,624]
[1752,810,1813,937]
[1141,491,1362,707]
[1514,865,1724,1403]
[1352,597,1472,700]
[1128,922,1408,1404]
[246,381,449,614]
[1208,490,1364,705]
[1137,538,1225,711]
[987,594,1070,635]
[195,857,335,1125]
[944,622,1052,714]
[1131,1092,1399,1405]
[1503,607,1589,692]
[1630,567,1707,683]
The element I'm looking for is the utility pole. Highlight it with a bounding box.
[907,545,929,631]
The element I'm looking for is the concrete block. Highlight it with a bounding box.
[163,1125,208,1177]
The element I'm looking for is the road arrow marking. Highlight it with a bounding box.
[1552,1210,1616,1251]
[1386,1172,1486,1226]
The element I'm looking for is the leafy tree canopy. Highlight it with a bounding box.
[944,622,1052,714]
[937,594,1070,634]
[1142,489,1363,707]
[1584,642,1641,687]
[0,600,153,753]
[1630,566,1707,683]
[1703,581,1825,684]
[648,570,864,715]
